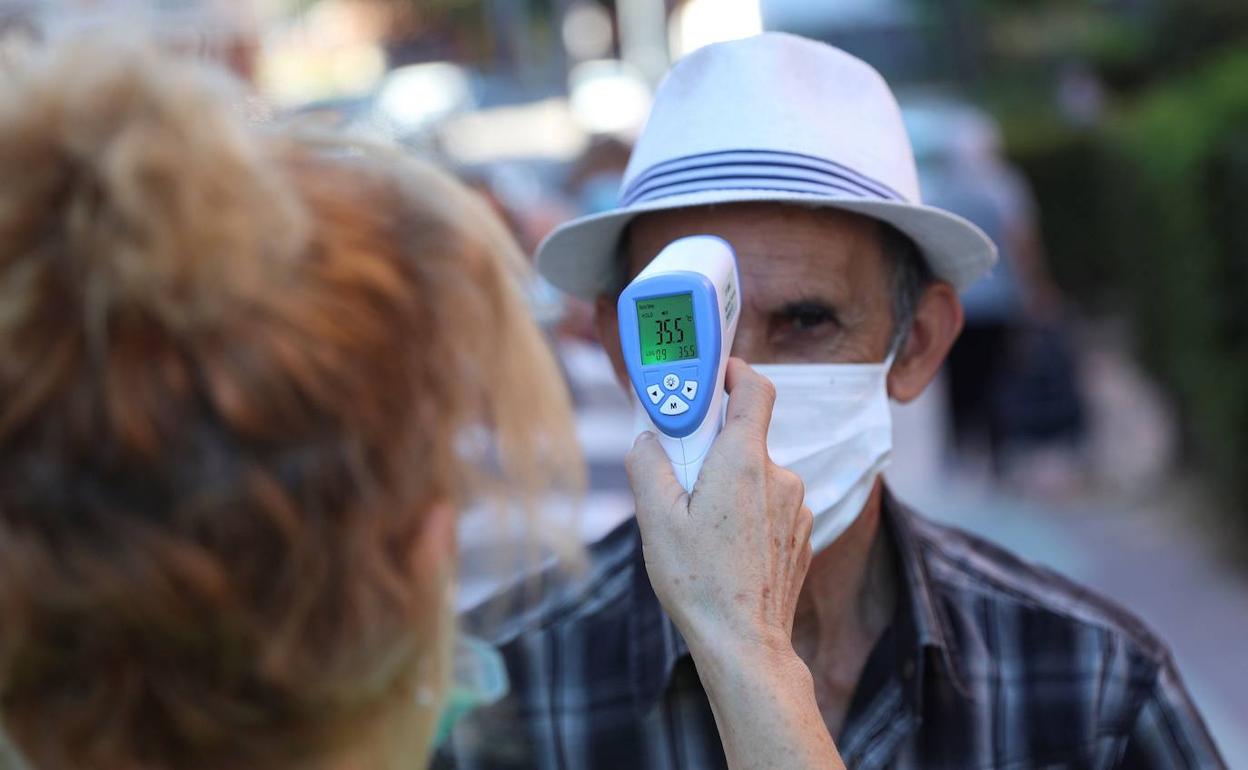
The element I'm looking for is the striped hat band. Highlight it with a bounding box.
[621,149,907,207]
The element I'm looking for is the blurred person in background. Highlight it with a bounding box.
[0,37,581,769]
[558,136,634,345]
[556,136,635,344]
[908,102,1084,485]
[565,136,633,219]
[438,33,1224,769]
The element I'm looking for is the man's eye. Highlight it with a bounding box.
[780,302,838,332]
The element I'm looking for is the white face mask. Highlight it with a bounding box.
[753,355,894,553]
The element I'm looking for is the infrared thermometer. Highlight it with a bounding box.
[618,235,740,491]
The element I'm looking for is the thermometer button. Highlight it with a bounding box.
[681,380,698,400]
[645,384,664,405]
[660,395,690,416]
[662,373,680,391]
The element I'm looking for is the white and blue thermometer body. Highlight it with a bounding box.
[619,236,740,491]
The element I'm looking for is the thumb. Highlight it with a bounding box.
[625,431,688,529]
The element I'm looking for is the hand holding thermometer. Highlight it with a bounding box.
[618,236,740,491]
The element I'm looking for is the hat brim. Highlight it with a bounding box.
[535,188,997,299]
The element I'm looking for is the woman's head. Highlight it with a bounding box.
[0,39,577,769]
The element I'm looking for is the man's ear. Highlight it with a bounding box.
[888,282,963,403]
[593,294,632,391]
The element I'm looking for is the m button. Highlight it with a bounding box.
[660,395,690,416]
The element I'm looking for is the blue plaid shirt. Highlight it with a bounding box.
[437,491,1225,769]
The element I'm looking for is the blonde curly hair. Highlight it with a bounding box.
[0,38,580,769]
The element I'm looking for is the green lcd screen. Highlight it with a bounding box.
[636,293,698,365]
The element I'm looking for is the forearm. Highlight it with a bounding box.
[628,362,835,767]
[689,636,844,770]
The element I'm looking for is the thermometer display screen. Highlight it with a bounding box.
[636,293,698,365]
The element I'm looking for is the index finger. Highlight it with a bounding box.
[720,357,777,446]
[625,431,689,527]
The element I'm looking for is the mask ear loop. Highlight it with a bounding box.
[882,338,902,371]
[881,339,902,390]
[431,634,510,747]
[881,310,907,369]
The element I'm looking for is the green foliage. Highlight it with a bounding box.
[1109,49,1248,497]
[1010,47,1248,533]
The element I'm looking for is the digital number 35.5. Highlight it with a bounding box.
[653,318,686,344]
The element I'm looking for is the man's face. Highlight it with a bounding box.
[608,202,896,367]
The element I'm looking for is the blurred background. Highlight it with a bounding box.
[2,0,1246,762]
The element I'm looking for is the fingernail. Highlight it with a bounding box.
[634,431,655,447]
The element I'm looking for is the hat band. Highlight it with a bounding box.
[620,149,905,207]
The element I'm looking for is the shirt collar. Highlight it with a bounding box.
[878,486,968,708]
[627,485,963,715]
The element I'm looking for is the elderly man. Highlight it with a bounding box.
[438,33,1223,769]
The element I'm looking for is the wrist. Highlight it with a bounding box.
[684,626,809,685]
[681,624,842,768]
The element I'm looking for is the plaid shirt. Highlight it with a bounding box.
[437,490,1225,769]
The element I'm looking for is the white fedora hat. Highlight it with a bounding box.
[537,32,997,298]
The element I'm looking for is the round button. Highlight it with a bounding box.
[662,373,680,391]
